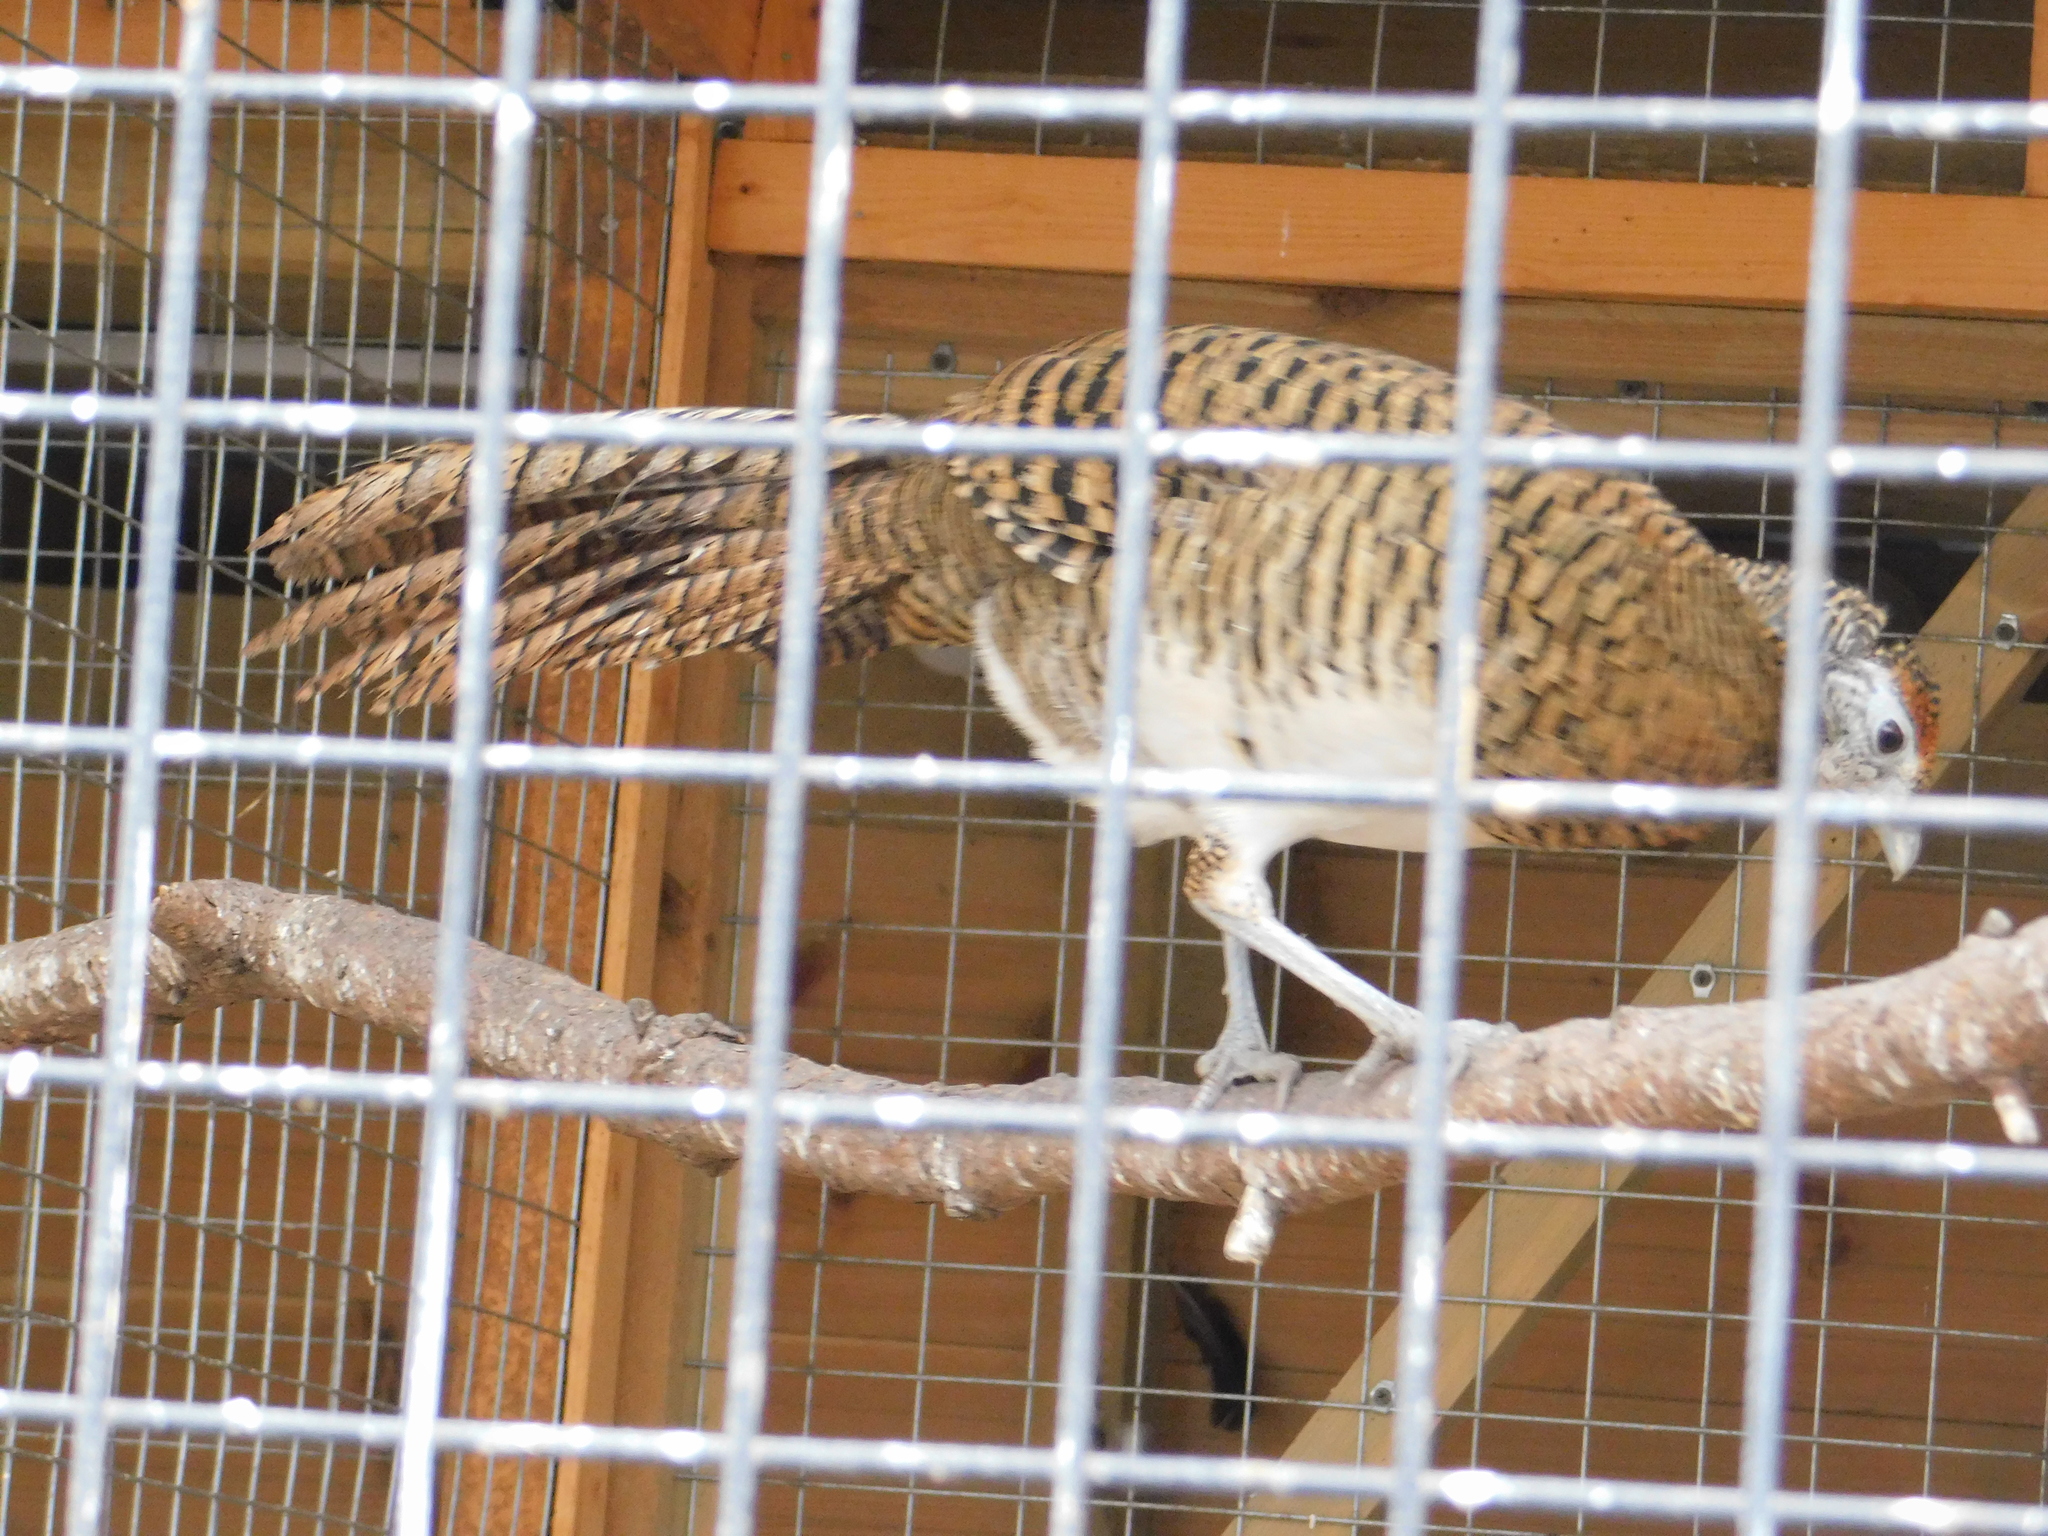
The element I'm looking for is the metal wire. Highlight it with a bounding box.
[850,0,2035,195]
[1389,0,1523,1531]
[5,1,2048,1535]
[1739,2,1869,1533]
[62,3,223,1528]
[706,0,862,1523]
[1042,3,1186,1529]
[3,2,669,1529]
[387,0,545,1526]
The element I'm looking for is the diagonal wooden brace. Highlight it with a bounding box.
[1228,487,2048,1534]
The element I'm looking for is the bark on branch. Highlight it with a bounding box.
[4,880,2045,1261]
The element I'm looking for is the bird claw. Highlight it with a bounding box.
[1193,1042,1302,1111]
[1341,1016,1519,1094]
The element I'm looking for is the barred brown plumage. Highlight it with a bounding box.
[247,325,1938,1106]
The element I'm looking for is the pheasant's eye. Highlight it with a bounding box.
[1875,719,1907,756]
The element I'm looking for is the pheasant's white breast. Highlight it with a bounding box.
[976,622,1495,859]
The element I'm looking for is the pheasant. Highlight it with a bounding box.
[246,325,1938,1108]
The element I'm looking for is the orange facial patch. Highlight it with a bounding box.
[1888,644,1941,787]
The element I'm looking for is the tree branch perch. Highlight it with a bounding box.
[4,880,2044,1263]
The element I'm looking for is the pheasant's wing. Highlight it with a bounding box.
[248,407,921,708]
[952,325,1788,826]
[944,325,1566,583]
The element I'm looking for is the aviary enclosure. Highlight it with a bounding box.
[3,1,2048,1535]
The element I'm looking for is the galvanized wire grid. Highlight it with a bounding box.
[861,0,2035,193]
[0,1,2046,1536]
[1,0,673,1531]
[704,347,2048,1532]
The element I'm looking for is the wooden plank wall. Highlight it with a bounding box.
[0,585,444,1531]
[709,142,2048,318]
[2031,0,2048,196]
[702,257,2048,1536]
[5,2,499,336]
[3,0,665,342]
[548,115,746,1536]
[758,261,2048,406]
[1232,492,2048,1534]
[849,0,2028,196]
[7,3,2048,1534]
[0,5,683,1534]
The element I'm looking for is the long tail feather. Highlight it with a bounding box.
[251,411,936,709]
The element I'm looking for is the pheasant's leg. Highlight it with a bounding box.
[1184,836,1513,1091]
[1190,936,1301,1110]
[1185,836,1423,1042]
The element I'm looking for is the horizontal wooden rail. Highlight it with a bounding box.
[756,262,2048,404]
[710,141,2048,319]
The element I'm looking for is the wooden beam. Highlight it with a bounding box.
[655,120,724,410]
[451,673,626,1536]
[547,117,736,1536]
[447,51,669,1484]
[1230,488,2048,1534]
[655,256,765,1536]
[785,262,2048,405]
[743,0,818,143]
[548,670,684,1536]
[710,142,2048,318]
[2029,0,2048,196]
[663,672,750,1536]
[609,0,760,80]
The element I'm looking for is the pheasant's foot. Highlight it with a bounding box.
[1192,1041,1302,1111]
[1193,935,1304,1110]
[1341,1017,1520,1095]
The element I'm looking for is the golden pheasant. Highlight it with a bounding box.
[247,326,1938,1107]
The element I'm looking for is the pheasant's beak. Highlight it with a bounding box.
[1877,823,1922,881]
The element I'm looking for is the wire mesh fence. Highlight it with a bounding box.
[3,2,676,1530]
[1,1,2046,1536]
[858,0,2037,192]
[709,341,2048,1533]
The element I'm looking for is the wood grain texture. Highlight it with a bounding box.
[453,671,625,1536]
[743,0,817,143]
[796,262,2048,407]
[548,113,738,1536]
[1231,488,2048,1536]
[710,142,2048,317]
[656,119,724,414]
[610,0,760,79]
[634,255,765,1536]
[549,673,682,1536]
[16,877,2048,1243]
[2029,0,2048,195]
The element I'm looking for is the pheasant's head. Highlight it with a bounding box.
[1817,642,1939,879]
